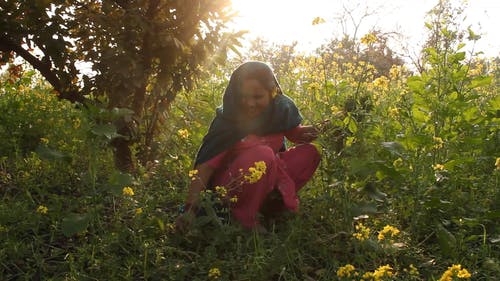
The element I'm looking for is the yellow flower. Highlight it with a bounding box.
[373,76,390,90]
[208,267,221,279]
[433,136,444,149]
[361,33,377,45]
[337,264,356,278]
[373,264,393,280]
[388,107,399,118]
[408,264,419,276]
[214,186,227,198]
[331,104,343,115]
[438,264,471,281]
[353,222,370,241]
[40,137,49,144]
[36,205,48,214]
[377,225,400,241]
[188,169,198,180]
[135,208,143,215]
[230,196,238,203]
[244,161,266,184]
[393,158,403,168]
[122,186,135,196]
[433,164,445,171]
[495,157,500,170]
[177,129,189,139]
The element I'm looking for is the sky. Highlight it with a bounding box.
[229,0,500,58]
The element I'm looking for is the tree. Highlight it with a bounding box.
[0,0,241,172]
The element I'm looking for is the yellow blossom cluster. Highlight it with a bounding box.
[122,186,134,196]
[214,185,227,198]
[361,33,378,45]
[177,129,189,139]
[438,264,471,281]
[189,169,198,181]
[229,196,238,203]
[404,264,420,276]
[135,208,143,215]
[353,222,371,241]
[337,264,356,278]
[377,225,400,241]
[36,205,48,214]
[244,161,266,184]
[361,264,394,281]
[393,158,403,168]
[208,267,221,279]
[433,136,444,149]
[495,157,500,170]
[433,164,445,171]
[388,107,399,118]
[373,76,390,91]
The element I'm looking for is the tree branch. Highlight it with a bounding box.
[0,35,61,91]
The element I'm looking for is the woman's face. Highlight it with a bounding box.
[239,78,271,119]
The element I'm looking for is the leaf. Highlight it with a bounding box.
[107,171,134,195]
[363,182,387,202]
[35,144,71,162]
[61,213,91,237]
[435,223,457,258]
[381,141,404,156]
[470,75,492,89]
[350,202,378,217]
[90,124,121,140]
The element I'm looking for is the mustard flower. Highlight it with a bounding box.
[337,264,356,278]
[361,33,377,45]
[408,264,419,276]
[433,136,444,149]
[135,208,143,215]
[433,164,445,171]
[36,205,48,214]
[392,158,403,168]
[353,222,371,241]
[214,186,227,198]
[388,107,399,118]
[438,264,471,281]
[122,186,134,196]
[188,169,198,180]
[244,161,266,184]
[208,267,221,279]
[230,196,238,203]
[177,129,189,139]
[495,157,500,170]
[377,225,400,241]
[373,264,394,280]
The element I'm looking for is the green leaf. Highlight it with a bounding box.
[61,213,91,237]
[35,144,71,162]
[381,141,404,156]
[435,223,457,258]
[90,124,121,140]
[470,75,492,89]
[350,202,378,217]
[363,182,387,202]
[107,171,134,195]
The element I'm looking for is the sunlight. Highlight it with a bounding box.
[230,0,500,56]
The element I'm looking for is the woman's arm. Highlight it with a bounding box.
[176,162,215,232]
[285,125,319,144]
[184,162,215,211]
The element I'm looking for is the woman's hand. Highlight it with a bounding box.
[175,210,195,233]
[297,125,319,143]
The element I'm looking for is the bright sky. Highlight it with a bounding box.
[230,0,500,58]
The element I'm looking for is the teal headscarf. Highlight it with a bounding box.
[194,61,303,166]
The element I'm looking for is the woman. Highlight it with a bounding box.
[177,61,321,231]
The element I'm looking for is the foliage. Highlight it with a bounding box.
[1,1,499,280]
[0,0,243,171]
